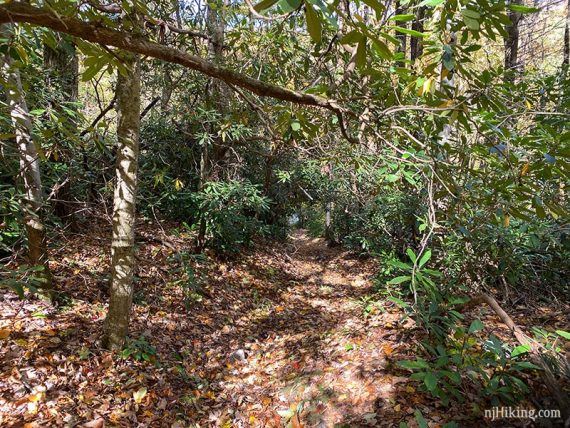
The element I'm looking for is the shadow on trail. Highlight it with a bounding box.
[1,226,385,426]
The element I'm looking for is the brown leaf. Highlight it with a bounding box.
[82,418,105,428]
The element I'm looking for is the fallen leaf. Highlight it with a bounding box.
[158,399,167,410]
[28,392,44,403]
[82,418,105,428]
[133,387,147,404]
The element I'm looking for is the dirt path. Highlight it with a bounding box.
[198,230,408,426]
[0,227,450,427]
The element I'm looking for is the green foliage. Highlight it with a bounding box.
[0,185,23,255]
[0,264,47,298]
[341,189,423,255]
[0,0,566,414]
[389,254,538,406]
[441,219,570,293]
[121,336,159,365]
[138,118,200,221]
[194,180,271,255]
[167,251,207,308]
[297,203,325,238]
[398,323,541,406]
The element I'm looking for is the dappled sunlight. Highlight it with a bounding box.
[2,220,568,426]
[1,224,405,426]
[1,0,569,425]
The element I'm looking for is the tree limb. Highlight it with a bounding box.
[141,96,160,119]
[80,93,117,137]
[0,2,345,114]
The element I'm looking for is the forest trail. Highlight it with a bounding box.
[4,225,543,427]
[197,229,411,426]
[3,1,569,426]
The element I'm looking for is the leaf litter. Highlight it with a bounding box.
[1,225,568,427]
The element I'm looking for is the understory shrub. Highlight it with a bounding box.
[193,180,271,255]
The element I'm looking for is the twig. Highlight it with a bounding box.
[80,94,117,137]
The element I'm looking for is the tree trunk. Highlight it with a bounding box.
[325,201,333,240]
[562,0,570,67]
[103,55,141,350]
[410,6,425,62]
[438,32,456,147]
[395,1,407,67]
[324,163,335,245]
[504,0,522,82]
[207,0,230,179]
[1,24,53,294]
[160,67,173,113]
[196,141,210,251]
[197,0,228,250]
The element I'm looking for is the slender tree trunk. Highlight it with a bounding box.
[207,0,230,178]
[438,32,456,147]
[562,0,570,67]
[160,67,173,113]
[410,6,425,62]
[325,202,333,239]
[395,1,407,67]
[196,141,210,251]
[103,55,141,350]
[197,0,228,250]
[504,0,522,82]
[1,24,53,294]
[324,163,335,245]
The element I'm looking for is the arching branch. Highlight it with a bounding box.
[0,2,345,113]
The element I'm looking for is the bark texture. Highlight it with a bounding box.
[206,0,230,180]
[562,0,570,66]
[410,6,425,62]
[395,1,407,67]
[1,24,53,293]
[103,56,141,350]
[504,0,522,82]
[197,0,230,250]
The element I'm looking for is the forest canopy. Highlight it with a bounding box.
[0,0,569,426]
